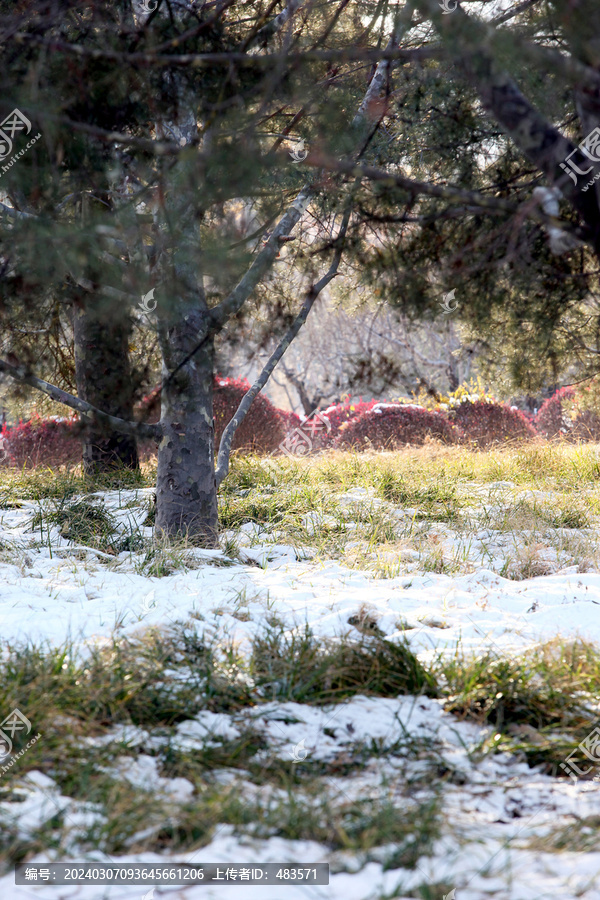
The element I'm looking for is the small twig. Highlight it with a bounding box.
[59,544,118,561]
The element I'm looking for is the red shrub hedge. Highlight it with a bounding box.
[319,400,377,444]
[571,409,600,441]
[449,400,536,448]
[534,387,575,440]
[288,399,378,451]
[335,404,457,449]
[1,416,82,468]
[321,399,378,432]
[213,376,287,454]
[277,409,303,433]
[136,376,289,456]
[533,384,600,442]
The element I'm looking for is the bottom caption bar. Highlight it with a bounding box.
[16,863,329,886]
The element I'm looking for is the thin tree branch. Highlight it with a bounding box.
[0,202,35,220]
[39,114,183,155]
[247,0,306,50]
[210,189,313,331]
[306,151,593,244]
[146,0,238,50]
[492,0,541,26]
[215,206,351,487]
[0,358,161,440]
[21,15,600,94]
[68,273,140,303]
[19,36,440,68]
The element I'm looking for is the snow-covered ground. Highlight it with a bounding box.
[1,479,600,898]
[1,485,600,657]
[3,698,600,899]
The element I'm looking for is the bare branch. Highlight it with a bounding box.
[215,207,351,487]
[20,35,440,69]
[307,151,593,244]
[0,358,161,440]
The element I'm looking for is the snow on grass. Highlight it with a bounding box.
[2,447,600,897]
[2,698,600,898]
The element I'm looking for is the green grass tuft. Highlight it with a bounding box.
[251,625,438,703]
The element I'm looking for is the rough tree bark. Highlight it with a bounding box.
[155,306,219,545]
[73,297,139,474]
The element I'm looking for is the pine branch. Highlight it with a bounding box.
[414,0,600,252]
[19,35,439,68]
[0,358,161,440]
[306,152,593,245]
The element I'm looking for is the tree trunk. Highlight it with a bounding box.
[155,308,218,547]
[73,299,139,474]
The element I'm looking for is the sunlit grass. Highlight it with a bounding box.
[4,442,600,577]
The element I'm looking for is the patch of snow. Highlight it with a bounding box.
[109,754,194,801]
[174,711,241,749]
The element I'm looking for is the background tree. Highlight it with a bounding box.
[232,290,480,412]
